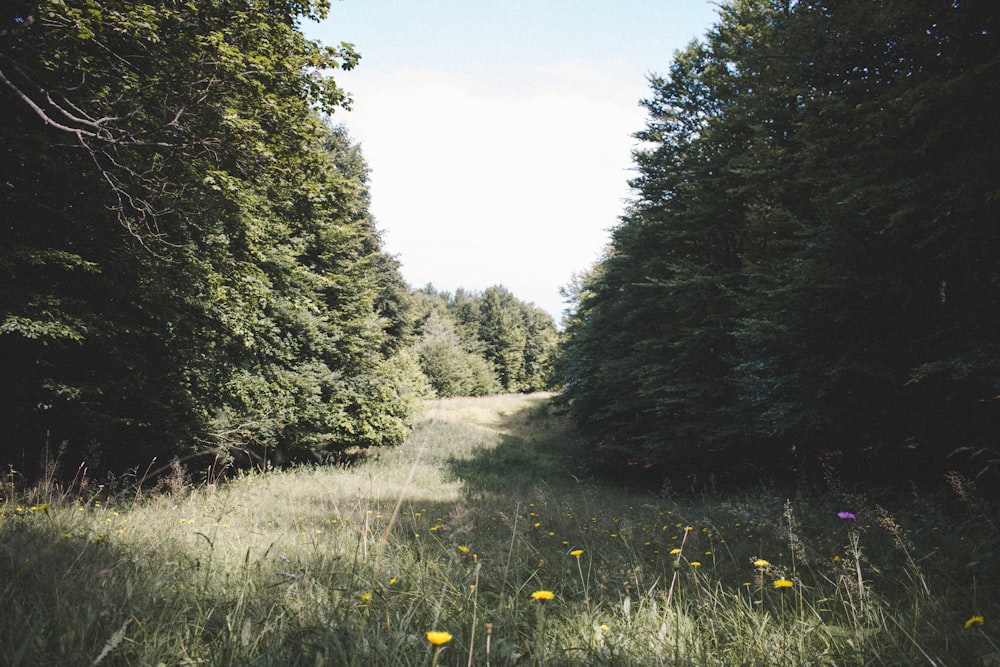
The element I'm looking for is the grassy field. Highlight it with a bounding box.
[2,393,999,666]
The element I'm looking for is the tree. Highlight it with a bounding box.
[558,0,1000,487]
[1,1,424,476]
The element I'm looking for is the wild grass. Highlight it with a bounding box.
[2,393,999,665]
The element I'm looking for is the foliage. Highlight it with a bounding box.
[410,285,558,398]
[2,394,998,665]
[557,0,1000,486]
[0,1,425,475]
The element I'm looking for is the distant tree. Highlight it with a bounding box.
[407,284,558,397]
[415,311,501,397]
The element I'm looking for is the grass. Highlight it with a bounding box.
[2,393,999,665]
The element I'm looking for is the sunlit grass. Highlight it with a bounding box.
[2,393,999,665]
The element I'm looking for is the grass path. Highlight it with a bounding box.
[2,394,999,665]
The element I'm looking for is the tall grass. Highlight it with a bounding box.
[2,394,998,665]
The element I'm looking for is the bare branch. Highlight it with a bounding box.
[0,67,99,139]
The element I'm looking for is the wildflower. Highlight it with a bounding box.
[966,615,985,629]
[773,579,793,589]
[670,548,681,555]
[754,559,770,568]
[426,631,453,645]
[389,577,397,585]
[361,592,372,602]
[599,624,610,632]
[531,590,555,601]
[838,512,856,521]
[570,549,584,558]
[458,545,470,553]
[690,561,702,568]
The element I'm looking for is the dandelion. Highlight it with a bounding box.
[570,549,584,558]
[670,548,681,555]
[690,561,702,568]
[754,559,770,568]
[426,631,453,645]
[427,630,454,665]
[531,590,555,601]
[773,579,793,589]
[966,615,985,629]
[838,511,856,521]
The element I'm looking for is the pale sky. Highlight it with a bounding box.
[303,1,721,322]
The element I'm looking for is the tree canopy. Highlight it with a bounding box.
[1,0,426,476]
[409,285,558,398]
[558,0,1000,488]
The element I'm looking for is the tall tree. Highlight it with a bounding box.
[1,1,424,475]
[558,0,1000,487]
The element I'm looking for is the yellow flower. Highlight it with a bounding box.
[389,577,397,585]
[458,545,470,553]
[531,590,555,601]
[753,559,770,568]
[670,548,681,555]
[570,549,584,558]
[773,579,793,589]
[599,623,610,632]
[426,631,453,645]
[966,615,985,629]
[361,592,372,602]
[690,561,702,568]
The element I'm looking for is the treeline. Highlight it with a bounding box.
[0,1,555,480]
[410,285,558,398]
[558,0,1000,487]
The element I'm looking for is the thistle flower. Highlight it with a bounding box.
[426,631,453,645]
[531,590,555,601]
[838,511,856,521]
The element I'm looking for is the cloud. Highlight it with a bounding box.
[335,61,648,320]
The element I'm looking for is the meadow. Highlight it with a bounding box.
[2,394,998,666]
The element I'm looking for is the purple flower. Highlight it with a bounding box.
[838,512,856,521]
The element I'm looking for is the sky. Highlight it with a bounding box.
[303,1,721,323]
